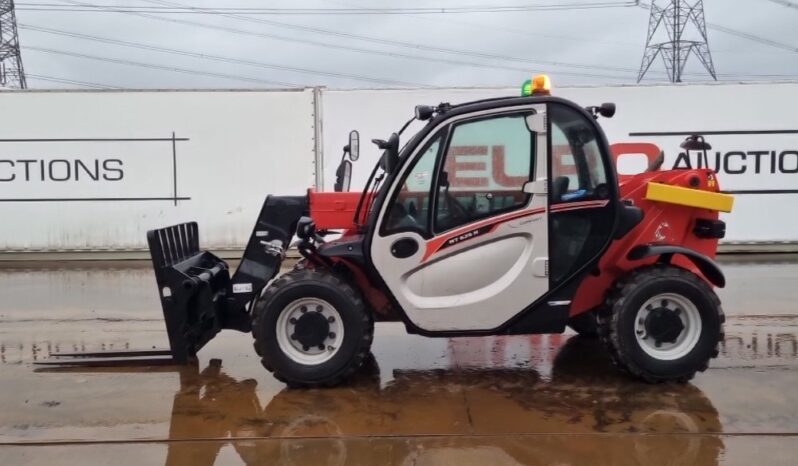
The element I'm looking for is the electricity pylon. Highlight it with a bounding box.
[638,0,716,83]
[0,0,26,89]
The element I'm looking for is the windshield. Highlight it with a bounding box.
[353,148,389,227]
[352,118,431,227]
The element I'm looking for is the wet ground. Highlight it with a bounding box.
[1,256,797,465]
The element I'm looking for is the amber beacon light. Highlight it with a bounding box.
[521,74,552,96]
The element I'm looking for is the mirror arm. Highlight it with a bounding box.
[398,116,416,136]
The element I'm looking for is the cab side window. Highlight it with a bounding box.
[434,114,535,232]
[550,106,609,203]
[382,135,442,236]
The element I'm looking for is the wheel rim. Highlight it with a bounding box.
[634,293,702,361]
[276,297,344,365]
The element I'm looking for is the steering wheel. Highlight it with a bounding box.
[594,183,610,199]
[387,202,419,230]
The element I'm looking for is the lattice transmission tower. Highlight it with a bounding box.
[0,0,26,89]
[637,0,716,83]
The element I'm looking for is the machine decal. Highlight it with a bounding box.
[422,200,609,261]
[550,199,609,213]
[232,283,253,293]
[423,206,546,261]
[438,224,494,252]
[654,222,671,242]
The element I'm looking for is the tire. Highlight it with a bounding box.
[597,264,725,383]
[252,269,374,388]
[567,310,599,338]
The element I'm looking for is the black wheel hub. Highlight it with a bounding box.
[292,312,330,348]
[644,306,684,345]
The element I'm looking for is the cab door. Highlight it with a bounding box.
[370,105,549,332]
[548,102,616,285]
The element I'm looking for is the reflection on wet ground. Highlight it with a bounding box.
[1,257,798,465]
[3,337,735,465]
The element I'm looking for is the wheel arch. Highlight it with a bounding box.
[627,244,725,288]
[320,257,398,322]
[597,262,725,383]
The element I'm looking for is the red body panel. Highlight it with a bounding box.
[308,190,363,230]
[569,168,722,317]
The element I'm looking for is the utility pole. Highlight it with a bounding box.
[637,0,716,83]
[0,0,26,89]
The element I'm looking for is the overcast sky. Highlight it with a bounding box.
[9,0,798,90]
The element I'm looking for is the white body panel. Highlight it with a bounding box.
[369,105,549,332]
[405,235,528,298]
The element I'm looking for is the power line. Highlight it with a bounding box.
[23,46,300,86]
[51,0,636,80]
[27,1,788,86]
[16,1,641,14]
[142,0,643,75]
[331,0,644,51]
[17,24,429,87]
[325,0,689,80]
[765,0,798,9]
[707,23,798,53]
[718,73,798,79]
[26,73,116,88]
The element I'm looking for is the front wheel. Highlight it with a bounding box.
[598,264,725,383]
[252,269,374,388]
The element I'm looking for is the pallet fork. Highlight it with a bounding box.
[38,196,307,367]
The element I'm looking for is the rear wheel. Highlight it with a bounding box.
[252,269,373,387]
[598,264,724,383]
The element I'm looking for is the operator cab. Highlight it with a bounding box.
[353,75,622,333]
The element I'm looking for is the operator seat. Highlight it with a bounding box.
[551,176,570,203]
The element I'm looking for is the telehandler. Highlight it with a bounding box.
[141,76,734,387]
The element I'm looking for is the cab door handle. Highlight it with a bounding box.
[391,238,419,259]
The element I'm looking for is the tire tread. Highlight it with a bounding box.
[597,264,725,383]
[251,268,374,388]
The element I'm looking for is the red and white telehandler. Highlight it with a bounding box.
[124,77,734,387]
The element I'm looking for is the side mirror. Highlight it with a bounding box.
[522,179,548,195]
[586,103,616,119]
[598,102,616,118]
[334,160,352,192]
[347,130,360,161]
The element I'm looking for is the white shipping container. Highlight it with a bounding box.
[0,89,318,252]
[321,82,798,245]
